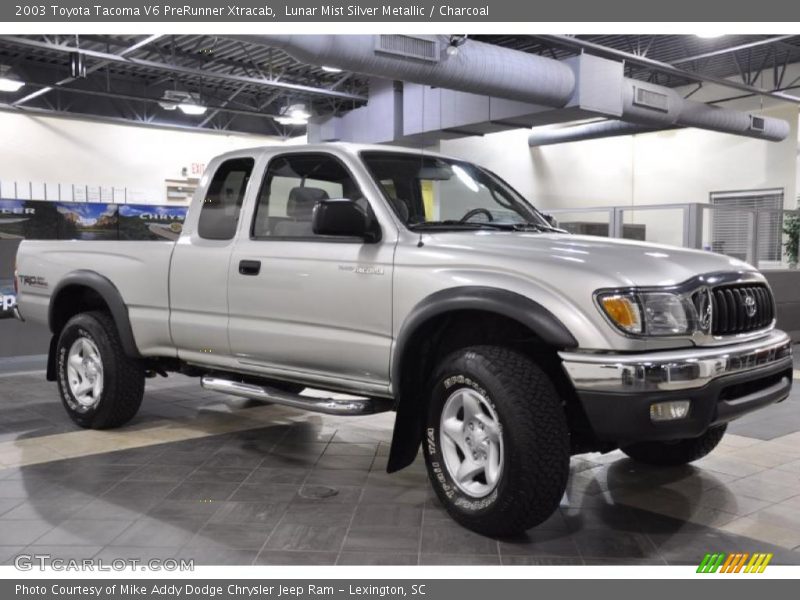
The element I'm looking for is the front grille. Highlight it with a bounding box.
[710,284,774,336]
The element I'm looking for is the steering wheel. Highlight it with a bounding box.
[459,208,494,223]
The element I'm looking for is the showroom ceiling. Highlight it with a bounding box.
[0,34,371,136]
[485,35,800,87]
[0,34,799,136]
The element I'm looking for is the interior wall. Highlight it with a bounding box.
[440,99,799,251]
[441,102,799,213]
[0,110,283,205]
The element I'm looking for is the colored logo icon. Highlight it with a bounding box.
[697,552,773,573]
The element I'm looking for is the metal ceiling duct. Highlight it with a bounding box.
[529,120,673,146]
[619,79,789,142]
[532,80,789,146]
[232,34,790,144]
[224,34,576,108]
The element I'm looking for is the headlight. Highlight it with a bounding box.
[597,290,698,336]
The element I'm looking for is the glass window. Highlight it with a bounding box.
[710,189,784,264]
[361,151,552,232]
[198,157,254,240]
[252,153,367,239]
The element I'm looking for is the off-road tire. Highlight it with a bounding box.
[621,425,727,466]
[423,345,570,536]
[56,311,145,429]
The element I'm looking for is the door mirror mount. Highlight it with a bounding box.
[541,213,559,229]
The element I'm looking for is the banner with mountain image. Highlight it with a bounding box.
[0,200,187,241]
[56,202,119,240]
[1,200,188,318]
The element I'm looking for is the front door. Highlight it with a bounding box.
[227,151,395,391]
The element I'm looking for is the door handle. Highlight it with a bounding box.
[239,260,261,276]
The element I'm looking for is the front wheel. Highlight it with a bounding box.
[621,425,727,466]
[56,311,145,429]
[423,346,570,536]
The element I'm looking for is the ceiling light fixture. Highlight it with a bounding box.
[321,66,343,73]
[695,33,725,39]
[0,77,24,92]
[274,115,309,125]
[274,103,311,126]
[158,90,206,115]
[178,102,207,116]
[0,66,24,92]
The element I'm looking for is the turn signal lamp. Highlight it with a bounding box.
[599,295,642,334]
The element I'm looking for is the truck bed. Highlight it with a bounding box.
[15,240,176,357]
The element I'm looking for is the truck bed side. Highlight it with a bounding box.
[15,240,176,357]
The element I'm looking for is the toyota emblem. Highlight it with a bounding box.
[744,294,757,318]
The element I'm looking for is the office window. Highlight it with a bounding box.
[710,189,783,263]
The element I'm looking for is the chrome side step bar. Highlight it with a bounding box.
[200,376,391,416]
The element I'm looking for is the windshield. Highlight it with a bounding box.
[360,151,553,232]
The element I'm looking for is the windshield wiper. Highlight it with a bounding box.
[408,220,563,233]
[407,221,512,231]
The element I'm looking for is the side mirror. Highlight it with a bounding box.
[312,199,380,242]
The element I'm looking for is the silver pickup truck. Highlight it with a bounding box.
[14,143,794,535]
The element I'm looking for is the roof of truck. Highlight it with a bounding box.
[212,142,452,162]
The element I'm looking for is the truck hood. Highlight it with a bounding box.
[426,231,757,287]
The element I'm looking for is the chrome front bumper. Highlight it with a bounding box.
[559,329,793,393]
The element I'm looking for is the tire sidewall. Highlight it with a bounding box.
[56,314,114,427]
[424,353,511,517]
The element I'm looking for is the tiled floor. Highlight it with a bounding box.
[0,353,798,566]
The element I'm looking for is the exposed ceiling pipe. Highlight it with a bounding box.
[222,34,576,107]
[528,120,674,146]
[620,79,789,141]
[231,34,790,144]
[530,80,789,145]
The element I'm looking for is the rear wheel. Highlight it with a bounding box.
[621,425,727,466]
[56,311,145,429]
[423,345,570,536]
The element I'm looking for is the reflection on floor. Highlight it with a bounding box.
[0,361,799,566]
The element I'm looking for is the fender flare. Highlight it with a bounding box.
[48,270,141,359]
[387,286,577,472]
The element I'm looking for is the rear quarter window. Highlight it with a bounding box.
[198,157,255,240]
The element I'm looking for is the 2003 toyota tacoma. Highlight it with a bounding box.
[14,143,794,535]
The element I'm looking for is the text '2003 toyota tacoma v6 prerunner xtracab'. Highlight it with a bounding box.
[14,143,794,535]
